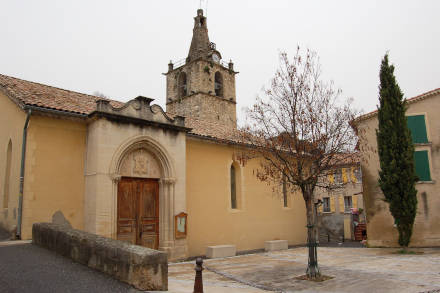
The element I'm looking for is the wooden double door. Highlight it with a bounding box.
[117,178,159,249]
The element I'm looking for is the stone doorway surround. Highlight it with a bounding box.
[84,96,189,261]
[110,136,179,257]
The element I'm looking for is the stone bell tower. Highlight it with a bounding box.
[165,9,238,129]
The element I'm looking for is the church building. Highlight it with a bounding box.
[0,9,307,259]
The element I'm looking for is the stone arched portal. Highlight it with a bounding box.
[109,136,178,255]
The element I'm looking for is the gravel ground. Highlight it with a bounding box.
[0,244,142,293]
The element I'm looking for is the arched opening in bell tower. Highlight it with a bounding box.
[178,72,188,98]
[214,72,223,97]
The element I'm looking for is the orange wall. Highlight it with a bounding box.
[21,115,87,239]
[186,138,307,256]
[0,93,26,234]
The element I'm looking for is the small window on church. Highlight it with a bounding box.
[282,176,288,207]
[178,72,187,98]
[231,165,237,209]
[214,72,223,97]
[282,174,291,208]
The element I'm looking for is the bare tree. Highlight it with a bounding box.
[240,47,358,279]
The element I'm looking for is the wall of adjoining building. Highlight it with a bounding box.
[316,165,364,242]
[357,93,440,247]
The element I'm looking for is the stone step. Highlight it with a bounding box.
[206,245,236,259]
[264,240,288,252]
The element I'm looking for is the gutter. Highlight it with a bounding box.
[16,108,31,239]
[25,105,87,119]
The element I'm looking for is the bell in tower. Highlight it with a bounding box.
[165,9,238,129]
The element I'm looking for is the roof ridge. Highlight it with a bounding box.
[354,87,440,122]
[0,73,119,103]
[406,87,440,102]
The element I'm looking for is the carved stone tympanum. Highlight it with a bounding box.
[120,148,161,178]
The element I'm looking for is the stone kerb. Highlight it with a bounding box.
[206,245,236,258]
[265,240,288,252]
[32,223,167,291]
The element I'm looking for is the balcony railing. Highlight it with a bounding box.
[170,57,230,71]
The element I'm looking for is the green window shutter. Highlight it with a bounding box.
[414,150,431,181]
[407,115,428,143]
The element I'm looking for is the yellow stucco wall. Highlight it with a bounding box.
[21,115,86,239]
[357,93,440,247]
[186,138,307,256]
[0,93,26,235]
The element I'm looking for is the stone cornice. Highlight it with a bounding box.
[166,92,237,106]
[90,96,191,133]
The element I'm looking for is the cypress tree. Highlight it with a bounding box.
[376,54,418,247]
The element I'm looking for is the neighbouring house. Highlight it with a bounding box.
[354,88,440,247]
[316,153,366,243]
[0,9,308,259]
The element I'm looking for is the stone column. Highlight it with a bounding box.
[110,174,122,239]
[159,178,176,255]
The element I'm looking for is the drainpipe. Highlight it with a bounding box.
[16,108,31,239]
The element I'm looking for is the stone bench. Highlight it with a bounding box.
[32,223,167,291]
[206,245,236,258]
[265,240,288,251]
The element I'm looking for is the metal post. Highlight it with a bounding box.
[193,257,204,293]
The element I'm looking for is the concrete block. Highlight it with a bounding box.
[265,240,288,252]
[206,245,236,258]
[32,223,167,291]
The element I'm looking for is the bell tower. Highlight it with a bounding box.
[165,9,237,129]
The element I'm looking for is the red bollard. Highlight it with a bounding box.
[193,257,204,293]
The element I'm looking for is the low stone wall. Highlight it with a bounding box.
[32,223,167,291]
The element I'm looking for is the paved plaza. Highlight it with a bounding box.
[0,241,439,292]
[168,246,440,293]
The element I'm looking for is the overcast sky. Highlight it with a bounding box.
[1,0,439,122]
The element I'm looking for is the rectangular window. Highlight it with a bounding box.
[407,115,428,143]
[344,196,352,212]
[230,166,237,209]
[323,197,330,213]
[414,150,432,181]
[351,166,362,183]
[334,169,342,184]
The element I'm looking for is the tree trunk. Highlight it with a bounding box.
[304,190,320,279]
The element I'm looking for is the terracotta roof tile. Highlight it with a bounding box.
[184,117,240,142]
[0,74,123,115]
[0,73,240,142]
[327,152,360,167]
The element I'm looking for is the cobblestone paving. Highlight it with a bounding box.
[170,247,440,293]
